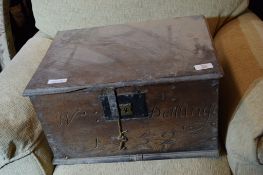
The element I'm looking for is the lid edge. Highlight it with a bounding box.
[23,72,223,96]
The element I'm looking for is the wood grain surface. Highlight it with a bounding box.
[24,16,222,96]
[30,80,219,164]
[25,16,223,164]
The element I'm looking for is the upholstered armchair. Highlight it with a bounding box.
[0,0,262,174]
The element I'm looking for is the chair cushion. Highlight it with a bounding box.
[0,32,52,169]
[53,156,231,175]
[0,133,53,175]
[31,0,248,38]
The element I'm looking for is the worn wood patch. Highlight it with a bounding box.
[24,16,222,96]
[24,16,223,165]
[30,80,219,164]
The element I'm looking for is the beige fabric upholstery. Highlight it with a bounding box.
[31,0,248,38]
[54,156,230,175]
[228,156,263,175]
[0,133,53,175]
[0,33,52,170]
[215,12,263,129]
[214,12,263,174]
[226,78,263,175]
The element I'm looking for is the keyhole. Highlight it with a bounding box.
[119,103,133,116]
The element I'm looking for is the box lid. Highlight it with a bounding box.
[24,16,223,96]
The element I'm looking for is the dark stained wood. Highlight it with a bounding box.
[23,16,222,96]
[53,150,219,165]
[24,16,223,165]
[30,80,219,164]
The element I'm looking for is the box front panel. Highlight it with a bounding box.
[31,79,219,164]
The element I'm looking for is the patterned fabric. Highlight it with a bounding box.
[0,0,15,70]
[214,12,263,175]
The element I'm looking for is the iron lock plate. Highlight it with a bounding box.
[100,89,148,120]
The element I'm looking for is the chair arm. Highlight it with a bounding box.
[214,11,263,174]
[0,33,53,174]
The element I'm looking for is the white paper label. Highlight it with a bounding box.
[47,78,67,84]
[194,63,213,71]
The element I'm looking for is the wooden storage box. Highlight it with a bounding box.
[24,16,223,165]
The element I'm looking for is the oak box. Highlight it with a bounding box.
[24,16,223,165]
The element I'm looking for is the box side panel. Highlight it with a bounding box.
[30,79,219,164]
